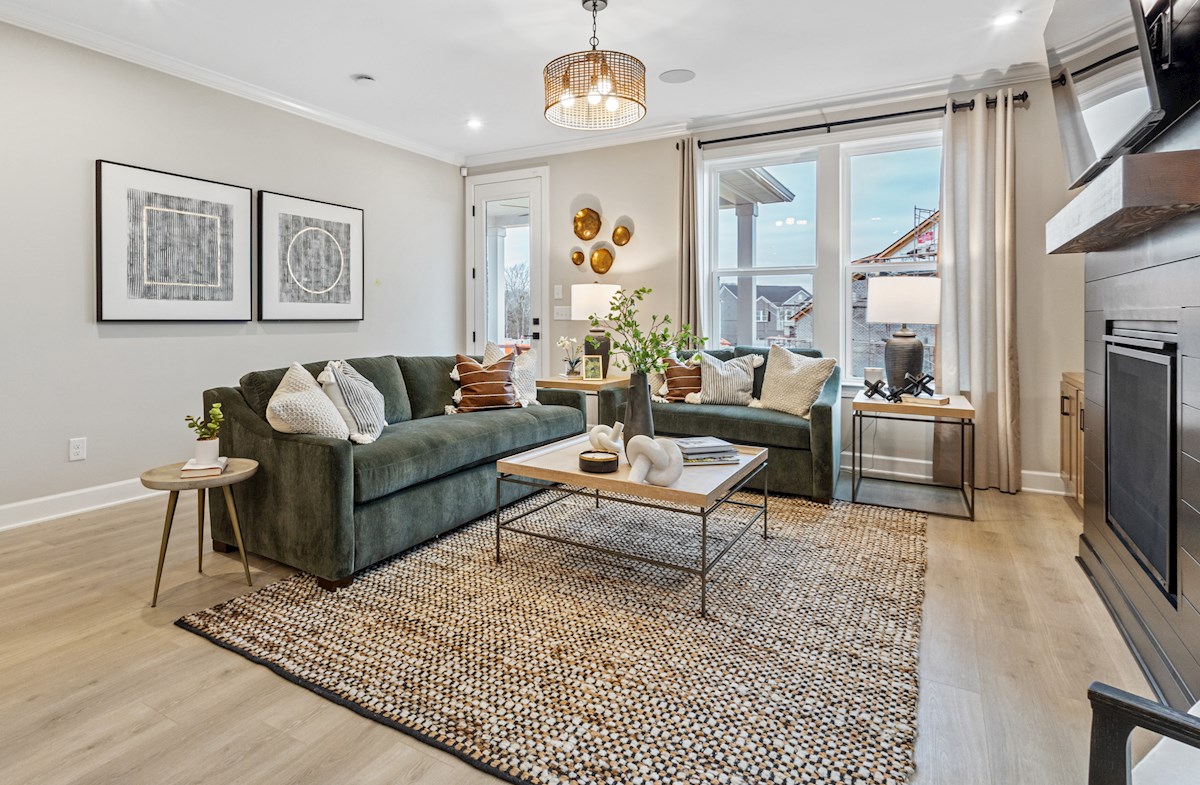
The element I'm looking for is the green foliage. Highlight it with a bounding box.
[587,287,705,374]
[185,403,224,441]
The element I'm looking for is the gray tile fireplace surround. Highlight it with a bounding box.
[1079,109,1200,711]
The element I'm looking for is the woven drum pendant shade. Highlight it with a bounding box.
[544,50,646,130]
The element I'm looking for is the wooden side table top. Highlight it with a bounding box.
[140,458,259,491]
[536,375,630,392]
[852,390,976,419]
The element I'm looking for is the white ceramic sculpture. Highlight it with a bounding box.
[625,435,684,487]
[589,421,624,453]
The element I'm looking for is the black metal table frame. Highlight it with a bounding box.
[494,461,768,616]
[851,409,975,520]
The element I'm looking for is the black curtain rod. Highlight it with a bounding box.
[696,91,1030,149]
[1050,46,1139,85]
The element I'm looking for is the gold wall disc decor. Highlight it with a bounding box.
[571,250,585,266]
[590,247,614,275]
[612,225,632,246]
[573,208,601,241]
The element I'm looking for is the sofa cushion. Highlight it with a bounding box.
[241,361,326,421]
[352,405,584,503]
[398,356,462,419]
[734,346,823,398]
[239,355,410,424]
[649,401,811,451]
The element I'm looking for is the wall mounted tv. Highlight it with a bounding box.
[1046,0,1200,188]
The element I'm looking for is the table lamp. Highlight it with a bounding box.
[866,276,941,391]
[571,283,621,377]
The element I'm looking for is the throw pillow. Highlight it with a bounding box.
[687,352,764,406]
[483,342,539,407]
[663,358,702,402]
[451,354,521,413]
[267,362,350,439]
[750,344,837,420]
[318,360,387,444]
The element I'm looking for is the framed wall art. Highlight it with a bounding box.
[258,191,364,321]
[95,160,252,321]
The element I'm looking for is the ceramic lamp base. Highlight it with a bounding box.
[884,328,924,392]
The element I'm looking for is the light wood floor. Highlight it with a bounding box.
[0,489,1154,784]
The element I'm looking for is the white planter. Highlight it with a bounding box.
[194,438,220,464]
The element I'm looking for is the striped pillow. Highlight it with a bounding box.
[663,358,701,402]
[688,352,764,405]
[318,360,386,444]
[452,354,521,413]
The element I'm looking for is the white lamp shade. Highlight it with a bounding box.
[571,284,621,322]
[866,276,941,325]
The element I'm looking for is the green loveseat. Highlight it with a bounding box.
[203,355,586,589]
[598,347,841,501]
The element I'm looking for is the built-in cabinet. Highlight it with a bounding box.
[1060,372,1085,506]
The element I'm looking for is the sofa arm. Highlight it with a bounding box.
[535,387,587,415]
[204,387,357,581]
[598,386,629,427]
[808,365,842,501]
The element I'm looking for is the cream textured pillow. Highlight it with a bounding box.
[687,353,763,405]
[750,345,837,420]
[318,360,386,444]
[267,363,350,439]
[484,342,539,406]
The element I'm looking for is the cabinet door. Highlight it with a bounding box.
[1060,381,1076,490]
[1075,388,1086,506]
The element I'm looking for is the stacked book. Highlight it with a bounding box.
[180,456,228,479]
[674,437,740,466]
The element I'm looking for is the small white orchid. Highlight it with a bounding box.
[556,335,582,373]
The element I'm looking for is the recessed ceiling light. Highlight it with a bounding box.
[992,10,1022,26]
[466,118,483,130]
[659,69,696,84]
[351,73,376,85]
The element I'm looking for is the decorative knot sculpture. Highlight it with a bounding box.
[588,422,624,453]
[624,435,684,487]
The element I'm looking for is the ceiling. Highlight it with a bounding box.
[0,0,1058,165]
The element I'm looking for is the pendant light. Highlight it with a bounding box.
[544,0,646,130]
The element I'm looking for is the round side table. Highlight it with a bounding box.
[141,458,258,607]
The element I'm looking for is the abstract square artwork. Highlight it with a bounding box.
[96,161,252,321]
[259,192,364,321]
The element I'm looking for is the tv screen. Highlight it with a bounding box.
[1046,0,1200,188]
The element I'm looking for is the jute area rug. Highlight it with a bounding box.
[179,491,926,785]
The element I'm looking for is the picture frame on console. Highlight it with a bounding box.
[258,191,364,321]
[95,160,253,322]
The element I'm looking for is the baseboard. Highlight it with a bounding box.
[0,478,156,533]
[839,452,1069,496]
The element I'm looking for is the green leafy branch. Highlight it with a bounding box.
[185,403,224,441]
[586,287,705,374]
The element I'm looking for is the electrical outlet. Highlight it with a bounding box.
[553,305,571,320]
[553,285,563,300]
[69,437,87,462]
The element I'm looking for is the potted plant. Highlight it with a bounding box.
[186,403,224,464]
[587,287,703,451]
[557,335,583,376]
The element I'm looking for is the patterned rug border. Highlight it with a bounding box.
[176,494,927,785]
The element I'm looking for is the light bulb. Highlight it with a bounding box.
[560,89,575,109]
[597,76,613,95]
[587,91,602,105]
[605,96,618,112]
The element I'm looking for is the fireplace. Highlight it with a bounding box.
[1105,335,1177,598]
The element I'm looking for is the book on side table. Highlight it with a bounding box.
[673,437,741,466]
[180,456,228,478]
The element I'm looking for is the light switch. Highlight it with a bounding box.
[553,305,571,320]
[553,285,563,300]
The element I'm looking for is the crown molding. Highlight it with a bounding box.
[0,9,464,165]
[463,122,690,168]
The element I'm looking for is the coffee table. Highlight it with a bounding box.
[495,434,768,616]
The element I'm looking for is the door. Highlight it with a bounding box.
[465,170,549,373]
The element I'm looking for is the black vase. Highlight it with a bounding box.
[624,372,655,458]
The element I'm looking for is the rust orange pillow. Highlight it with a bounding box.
[452,354,520,412]
[663,358,701,402]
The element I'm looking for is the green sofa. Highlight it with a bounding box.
[598,347,841,501]
[202,355,586,589]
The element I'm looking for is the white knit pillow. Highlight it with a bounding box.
[750,345,837,420]
[318,360,386,444]
[687,353,763,405]
[267,362,350,439]
[483,342,540,407]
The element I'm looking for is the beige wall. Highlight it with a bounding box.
[0,23,463,509]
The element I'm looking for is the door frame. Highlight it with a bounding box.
[464,167,550,375]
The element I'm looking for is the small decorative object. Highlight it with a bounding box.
[185,402,224,464]
[905,372,936,398]
[258,191,364,321]
[572,283,621,377]
[583,355,603,379]
[589,422,624,453]
[587,287,704,455]
[612,224,633,246]
[573,207,602,240]
[625,435,684,487]
[557,335,583,376]
[590,246,614,275]
[95,160,253,321]
[864,367,884,387]
[571,249,585,265]
[866,276,941,391]
[578,450,619,473]
[863,379,889,399]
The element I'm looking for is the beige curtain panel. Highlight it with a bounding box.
[934,89,1022,492]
